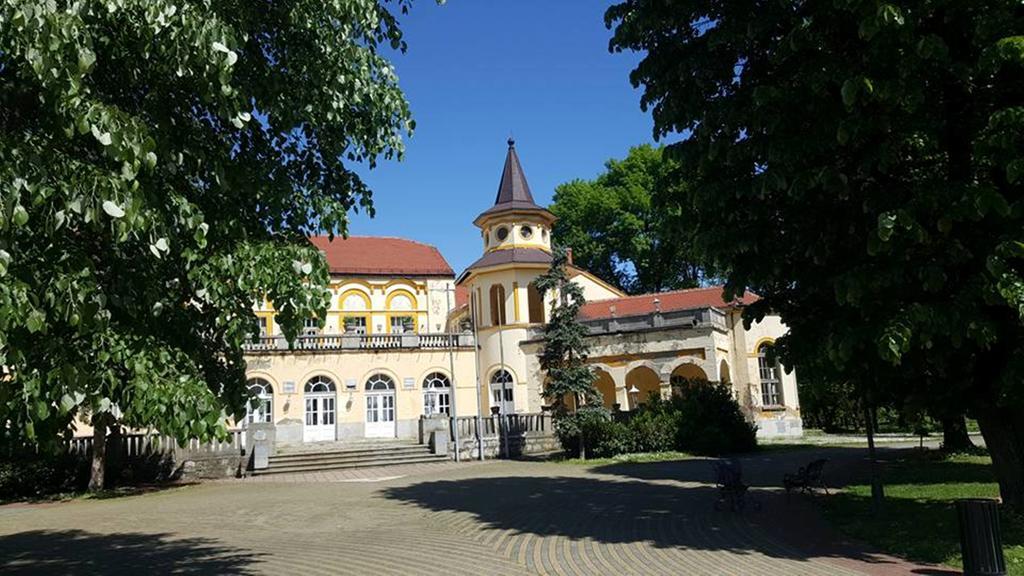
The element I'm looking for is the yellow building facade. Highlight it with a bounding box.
[239,140,803,445]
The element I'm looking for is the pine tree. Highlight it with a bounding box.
[535,247,600,459]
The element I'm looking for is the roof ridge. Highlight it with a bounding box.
[309,234,442,249]
[587,285,727,304]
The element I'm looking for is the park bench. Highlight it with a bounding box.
[783,458,829,495]
[712,459,760,512]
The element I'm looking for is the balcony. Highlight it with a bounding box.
[243,332,475,353]
[580,306,728,335]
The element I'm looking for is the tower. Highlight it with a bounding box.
[460,139,556,415]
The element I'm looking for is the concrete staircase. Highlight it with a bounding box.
[253,440,447,476]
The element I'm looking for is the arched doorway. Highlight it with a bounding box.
[303,375,336,442]
[422,372,451,416]
[625,366,661,409]
[669,363,709,395]
[593,369,616,409]
[718,360,731,384]
[246,378,274,425]
[489,369,515,415]
[365,373,397,438]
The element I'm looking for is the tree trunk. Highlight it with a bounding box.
[864,401,885,513]
[975,405,1024,513]
[576,393,587,461]
[941,414,974,453]
[88,415,108,492]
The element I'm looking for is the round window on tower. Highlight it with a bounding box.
[520,225,533,240]
[496,226,509,242]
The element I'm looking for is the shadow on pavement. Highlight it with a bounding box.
[0,529,262,575]
[383,445,962,574]
[383,472,897,567]
[589,445,874,489]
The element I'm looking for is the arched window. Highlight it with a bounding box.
[365,373,395,391]
[489,369,514,414]
[527,282,544,324]
[422,372,451,416]
[757,343,783,406]
[489,284,507,326]
[304,375,336,394]
[246,378,274,424]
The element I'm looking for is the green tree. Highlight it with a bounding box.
[607,1,1024,509]
[550,144,705,294]
[1,0,418,489]
[535,246,600,459]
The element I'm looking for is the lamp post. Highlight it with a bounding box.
[431,283,461,462]
[628,385,640,410]
[496,308,511,458]
[468,287,485,461]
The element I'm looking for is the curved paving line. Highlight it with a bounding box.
[263,533,531,576]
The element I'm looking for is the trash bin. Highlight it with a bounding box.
[957,498,1006,576]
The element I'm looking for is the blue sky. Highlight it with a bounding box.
[347,0,656,273]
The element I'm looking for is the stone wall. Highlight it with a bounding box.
[68,431,246,481]
[178,453,246,481]
[453,431,560,460]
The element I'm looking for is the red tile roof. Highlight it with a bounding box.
[309,236,454,277]
[455,285,470,309]
[579,286,759,320]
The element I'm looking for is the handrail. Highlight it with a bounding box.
[449,412,552,439]
[243,332,474,352]
[67,429,245,456]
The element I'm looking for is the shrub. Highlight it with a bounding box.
[672,381,757,455]
[553,381,756,459]
[554,406,631,458]
[626,406,678,453]
[0,450,88,500]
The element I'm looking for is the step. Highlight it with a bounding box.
[253,454,448,476]
[276,440,421,454]
[268,450,434,468]
[269,445,429,463]
[268,450,437,468]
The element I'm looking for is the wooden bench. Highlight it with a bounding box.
[784,458,829,495]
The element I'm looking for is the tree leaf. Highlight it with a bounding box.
[102,200,125,218]
[26,310,46,333]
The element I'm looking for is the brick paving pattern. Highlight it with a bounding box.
[0,447,955,575]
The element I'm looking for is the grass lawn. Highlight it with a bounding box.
[823,450,1024,574]
[551,451,694,466]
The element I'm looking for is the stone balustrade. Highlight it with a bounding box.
[580,306,728,335]
[243,332,475,353]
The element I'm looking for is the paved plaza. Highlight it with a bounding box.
[0,447,951,575]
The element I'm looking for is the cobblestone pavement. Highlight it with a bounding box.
[0,447,952,575]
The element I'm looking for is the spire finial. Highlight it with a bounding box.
[507,136,515,148]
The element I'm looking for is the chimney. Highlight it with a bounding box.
[566,248,573,266]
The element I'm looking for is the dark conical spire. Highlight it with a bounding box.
[473,138,555,226]
[494,138,535,206]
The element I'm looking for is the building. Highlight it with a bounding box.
[241,141,803,444]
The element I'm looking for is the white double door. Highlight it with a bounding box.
[304,394,336,442]
[365,392,396,438]
[490,384,515,415]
